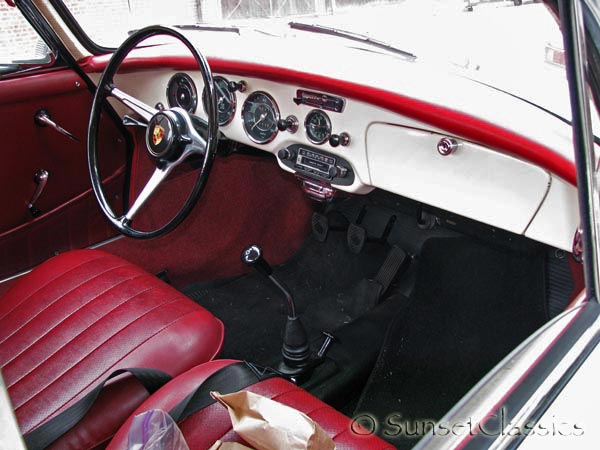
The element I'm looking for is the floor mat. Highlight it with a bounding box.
[354,237,548,449]
[182,231,388,365]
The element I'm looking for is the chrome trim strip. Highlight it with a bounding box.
[561,0,600,301]
[0,268,33,286]
[489,311,600,450]
[0,235,125,285]
[89,235,124,249]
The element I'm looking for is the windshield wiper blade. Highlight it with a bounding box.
[288,21,416,60]
[173,24,240,34]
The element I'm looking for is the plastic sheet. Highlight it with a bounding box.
[127,409,190,450]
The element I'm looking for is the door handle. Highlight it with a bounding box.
[27,169,49,218]
[34,109,79,142]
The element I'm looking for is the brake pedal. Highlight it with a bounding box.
[347,206,368,253]
[347,223,366,253]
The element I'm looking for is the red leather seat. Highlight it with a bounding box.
[0,249,224,449]
[107,360,394,450]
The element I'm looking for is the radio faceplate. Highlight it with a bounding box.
[277,144,354,186]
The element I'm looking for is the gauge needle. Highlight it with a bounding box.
[251,112,268,130]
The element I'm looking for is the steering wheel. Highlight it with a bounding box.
[88,26,219,239]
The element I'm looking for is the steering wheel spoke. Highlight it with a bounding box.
[109,86,157,122]
[175,108,208,157]
[123,164,173,222]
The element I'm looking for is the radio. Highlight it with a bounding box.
[277,144,354,186]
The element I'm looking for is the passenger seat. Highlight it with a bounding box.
[106,360,394,450]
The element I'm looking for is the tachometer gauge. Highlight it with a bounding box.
[304,110,332,145]
[242,92,280,144]
[166,73,197,113]
[203,76,236,126]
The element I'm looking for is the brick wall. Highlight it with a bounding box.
[0,3,42,62]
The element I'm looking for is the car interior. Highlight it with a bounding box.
[0,1,588,449]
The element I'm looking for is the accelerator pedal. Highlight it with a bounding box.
[351,246,409,316]
[373,246,409,297]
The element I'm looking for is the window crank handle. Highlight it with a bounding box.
[27,169,49,218]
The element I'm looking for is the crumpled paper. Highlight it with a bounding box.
[211,390,335,450]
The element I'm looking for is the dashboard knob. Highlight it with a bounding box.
[329,132,350,147]
[277,116,299,133]
[227,80,247,93]
[278,148,296,161]
[328,165,348,179]
[437,137,459,156]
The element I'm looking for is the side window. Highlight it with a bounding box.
[0,2,53,75]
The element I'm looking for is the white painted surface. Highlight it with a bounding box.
[525,176,580,252]
[517,342,600,450]
[366,123,550,235]
[109,69,578,250]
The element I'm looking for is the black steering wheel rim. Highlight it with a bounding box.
[88,25,219,239]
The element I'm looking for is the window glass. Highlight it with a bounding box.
[60,0,587,125]
[0,3,52,74]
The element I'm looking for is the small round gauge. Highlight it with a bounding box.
[304,110,332,145]
[242,92,280,144]
[166,73,197,113]
[203,76,236,126]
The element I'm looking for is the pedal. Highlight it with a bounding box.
[347,205,368,253]
[373,246,408,296]
[311,212,329,242]
[347,223,366,253]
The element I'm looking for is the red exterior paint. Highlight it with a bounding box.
[81,54,577,186]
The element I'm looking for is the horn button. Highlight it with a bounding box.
[146,111,187,161]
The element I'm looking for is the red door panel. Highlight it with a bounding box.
[0,68,127,278]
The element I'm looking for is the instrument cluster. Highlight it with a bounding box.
[167,74,349,150]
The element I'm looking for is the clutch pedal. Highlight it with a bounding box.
[311,212,329,242]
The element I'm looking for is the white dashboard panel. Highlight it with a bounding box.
[109,69,445,194]
[366,123,551,235]
[106,68,579,250]
[525,176,580,251]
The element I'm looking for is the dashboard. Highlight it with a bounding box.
[105,67,580,253]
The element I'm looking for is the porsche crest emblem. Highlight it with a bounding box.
[152,125,165,146]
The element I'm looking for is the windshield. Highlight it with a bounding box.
[62,0,570,119]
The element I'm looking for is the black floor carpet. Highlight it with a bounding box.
[183,232,388,365]
[354,237,548,449]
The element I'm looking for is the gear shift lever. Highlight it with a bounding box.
[241,244,310,374]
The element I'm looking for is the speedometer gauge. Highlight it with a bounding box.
[242,92,280,144]
[305,110,332,145]
[203,76,236,126]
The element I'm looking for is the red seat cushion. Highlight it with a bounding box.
[0,249,224,449]
[107,360,394,450]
